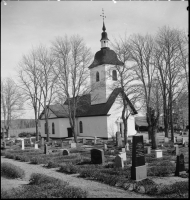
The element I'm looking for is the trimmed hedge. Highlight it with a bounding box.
[1,162,25,179]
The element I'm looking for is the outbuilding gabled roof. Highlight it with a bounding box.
[39,88,137,119]
[89,47,124,69]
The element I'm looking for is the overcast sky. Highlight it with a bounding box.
[1,1,188,119]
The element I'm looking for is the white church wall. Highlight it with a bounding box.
[107,96,122,138]
[105,65,118,100]
[127,114,137,136]
[77,116,108,138]
[90,64,107,105]
[58,118,71,138]
[107,95,137,138]
[40,118,70,138]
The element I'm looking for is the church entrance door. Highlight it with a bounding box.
[67,128,73,137]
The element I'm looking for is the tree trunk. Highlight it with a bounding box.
[45,118,49,142]
[35,109,39,141]
[123,117,127,146]
[148,126,151,140]
[163,96,168,137]
[151,126,157,150]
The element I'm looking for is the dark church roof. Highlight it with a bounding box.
[39,88,137,119]
[89,47,124,69]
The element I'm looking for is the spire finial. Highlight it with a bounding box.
[100,9,106,32]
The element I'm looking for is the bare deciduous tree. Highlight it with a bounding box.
[111,35,143,145]
[1,78,25,139]
[35,45,59,142]
[51,35,92,143]
[155,26,187,141]
[129,34,159,149]
[18,47,43,141]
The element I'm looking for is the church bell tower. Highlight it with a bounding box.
[89,9,124,105]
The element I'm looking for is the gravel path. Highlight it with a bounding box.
[1,157,153,198]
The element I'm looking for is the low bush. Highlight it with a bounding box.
[59,163,80,174]
[2,173,88,198]
[1,162,25,179]
[29,173,63,185]
[147,165,175,177]
[156,181,188,198]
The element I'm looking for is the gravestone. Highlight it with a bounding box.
[110,150,114,154]
[69,140,73,144]
[70,142,76,148]
[174,145,179,156]
[34,143,38,149]
[182,138,185,145]
[44,144,49,154]
[62,149,70,156]
[174,137,177,144]
[131,135,147,181]
[94,136,97,144]
[103,143,107,151]
[154,149,163,158]
[61,142,64,148]
[118,152,126,161]
[21,140,24,150]
[116,132,122,147]
[125,143,129,151]
[91,149,105,164]
[175,153,185,176]
[122,148,125,152]
[115,155,124,169]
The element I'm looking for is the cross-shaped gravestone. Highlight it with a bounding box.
[175,153,185,176]
[125,143,129,151]
[118,152,126,161]
[115,155,124,169]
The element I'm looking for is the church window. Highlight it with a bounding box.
[112,70,117,81]
[79,121,83,133]
[52,123,55,134]
[96,72,100,82]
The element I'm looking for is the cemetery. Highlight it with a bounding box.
[1,132,189,198]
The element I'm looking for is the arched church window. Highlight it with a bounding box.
[79,121,83,133]
[52,123,55,134]
[112,70,117,81]
[96,72,100,82]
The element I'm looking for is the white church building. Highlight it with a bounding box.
[39,20,138,139]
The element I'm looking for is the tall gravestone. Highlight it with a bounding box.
[115,155,124,169]
[116,132,122,147]
[91,149,105,164]
[131,135,147,181]
[44,144,49,154]
[103,143,107,151]
[34,143,38,149]
[61,142,64,148]
[175,153,185,176]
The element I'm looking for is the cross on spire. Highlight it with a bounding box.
[100,9,106,22]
